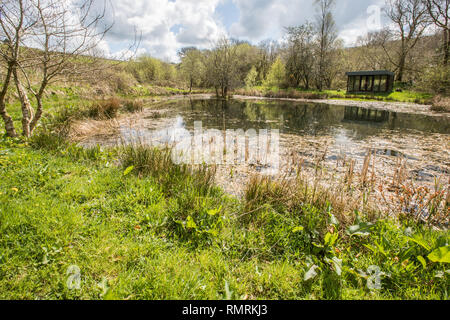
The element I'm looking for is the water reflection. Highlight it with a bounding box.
[153,99,449,138]
[344,106,390,123]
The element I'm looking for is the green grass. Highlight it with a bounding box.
[0,88,448,300]
[236,86,434,104]
[0,136,448,300]
[324,89,433,104]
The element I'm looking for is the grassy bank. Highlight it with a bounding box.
[0,135,449,299]
[0,88,449,300]
[234,86,434,105]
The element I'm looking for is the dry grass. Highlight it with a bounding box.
[87,98,121,119]
[123,99,144,113]
[69,118,120,142]
[430,95,450,113]
[242,146,449,230]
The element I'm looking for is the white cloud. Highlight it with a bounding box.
[97,0,389,62]
[100,0,226,62]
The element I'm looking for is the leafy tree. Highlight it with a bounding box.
[263,57,286,88]
[179,48,204,92]
[245,66,259,88]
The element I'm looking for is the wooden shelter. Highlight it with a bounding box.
[346,70,395,93]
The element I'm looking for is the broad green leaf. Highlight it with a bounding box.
[324,232,332,245]
[407,236,431,251]
[325,256,343,276]
[304,265,320,281]
[347,222,373,237]
[324,232,338,247]
[428,246,450,263]
[330,214,339,226]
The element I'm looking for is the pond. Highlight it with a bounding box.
[80,97,450,200]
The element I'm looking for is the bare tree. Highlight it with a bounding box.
[207,38,239,98]
[384,0,431,81]
[285,23,315,89]
[424,0,450,65]
[314,0,338,91]
[0,0,38,137]
[0,0,138,138]
[356,31,395,71]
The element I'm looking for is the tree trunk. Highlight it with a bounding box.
[444,29,449,66]
[13,68,33,138]
[0,103,17,137]
[397,54,406,82]
[0,64,18,137]
[30,96,43,134]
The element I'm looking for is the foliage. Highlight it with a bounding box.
[263,58,286,88]
[245,66,259,88]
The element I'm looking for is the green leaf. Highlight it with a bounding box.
[330,214,339,226]
[186,216,197,229]
[325,256,343,276]
[123,166,134,176]
[207,206,222,216]
[324,232,338,247]
[417,256,427,269]
[407,236,431,251]
[304,265,320,281]
[428,246,450,263]
[346,222,373,237]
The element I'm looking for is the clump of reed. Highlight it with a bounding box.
[119,144,216,194]
[87,97,121,119]
[123,99,144,113]
[242,172,360,229]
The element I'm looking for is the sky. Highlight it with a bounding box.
[96,0,388,62]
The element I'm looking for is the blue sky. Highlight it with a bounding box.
[215,0,240,29]
[99,0,387,62]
